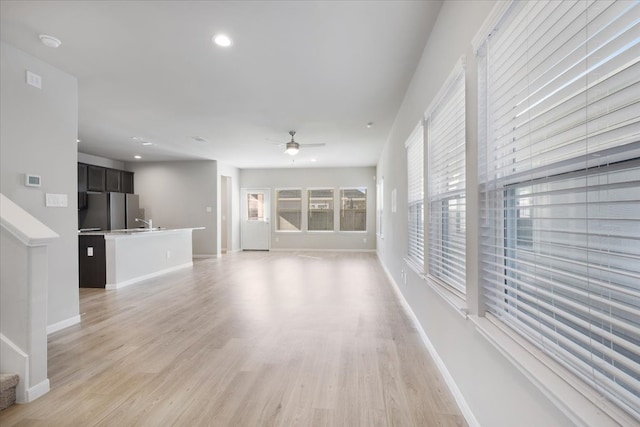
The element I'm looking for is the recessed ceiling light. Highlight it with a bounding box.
[39,34,61,48]
[134,155,141,159]
[76,138,81,143]
[213,34,232,47]
[141,142,153,146]
[311,158,317,162]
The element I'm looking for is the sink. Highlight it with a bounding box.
[109,227,164,234]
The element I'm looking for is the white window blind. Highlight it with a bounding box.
[406,125,425,270]
[479,0,640,421]
[428,68,466,293]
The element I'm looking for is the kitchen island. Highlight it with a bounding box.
[79,227,204,289]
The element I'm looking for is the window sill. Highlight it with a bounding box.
[274,230,302,233]
[404,257,424,277]
[469,314,635,427]
[425,276,468,319]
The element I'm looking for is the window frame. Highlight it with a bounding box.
[405,122,425,274]
[425,59,467,297]
[475,0,640,423]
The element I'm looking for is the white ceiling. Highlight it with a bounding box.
[1,0,442,169]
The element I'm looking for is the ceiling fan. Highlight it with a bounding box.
[277,131,326,156]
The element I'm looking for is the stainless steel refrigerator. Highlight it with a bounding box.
[79,193,140,231]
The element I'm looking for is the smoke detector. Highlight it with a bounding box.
[39,34,61,48]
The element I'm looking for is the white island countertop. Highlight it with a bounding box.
[79,227,205,238]
[79,227,205,289]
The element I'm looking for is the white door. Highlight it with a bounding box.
[241,188,270,250]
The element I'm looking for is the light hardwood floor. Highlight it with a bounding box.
[0,251,466,426]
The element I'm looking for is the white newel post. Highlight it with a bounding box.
[0,194,59,402]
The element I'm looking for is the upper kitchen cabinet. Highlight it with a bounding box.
[121,171,134,194]
[87,165,105,192]
[78,163,88,192]
[105,168,121,192]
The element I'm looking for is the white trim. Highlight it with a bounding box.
[193,254,218,259]
[269,248,376,253]
[404,257,424,276]
[426,277,468,319]
[0,333,28,403]
[24,379,49,402]
[423,56,466,120]
[469,314,635,427]
[105,262,192,289]
[471,0,513,53]
[403,120,425,149]
[47,315,81,335]
[0,193,59,247]
[378,255,479,427]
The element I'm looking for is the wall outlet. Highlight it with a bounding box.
[166,250,171,259]
[87,247,93,257]
[275,237,279,242]
[206,206,212,213]
[363,237,367,243]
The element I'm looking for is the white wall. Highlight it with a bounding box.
[217,162,241,253]
[0,41,80,329]
[126,160,218,256]
[376,2,574,426]
[240,167,376,251]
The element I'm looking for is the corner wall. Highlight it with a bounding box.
[126,160,218,256]
[0,41,80,329]
[376,2,574,426]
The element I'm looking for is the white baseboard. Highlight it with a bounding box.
[376,255,480,427]
[269,248,376,253]
[47,315,81,335]
[24,378,49,402]
[106,262,193,289]
[193,254,218,259]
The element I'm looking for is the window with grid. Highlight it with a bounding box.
[276,189,302,231]
[406,124,425,271]
[340,188,367,231]
[427,67,466,293]
[478,0,640,420]
[308,189,334,231]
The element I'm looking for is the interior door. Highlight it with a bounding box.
[241,188,270,250]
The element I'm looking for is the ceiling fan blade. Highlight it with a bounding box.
[299,143,326,148]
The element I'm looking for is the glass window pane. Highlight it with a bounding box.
[340,188,367,231]
[308,189,334,231]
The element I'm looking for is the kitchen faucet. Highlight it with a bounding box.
[135,218,153,229]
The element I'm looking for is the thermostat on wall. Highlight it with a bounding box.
[25,174,41,187]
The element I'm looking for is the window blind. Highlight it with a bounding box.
[479,0,640,421]
[406,125,425,270]
[428,69,466,293]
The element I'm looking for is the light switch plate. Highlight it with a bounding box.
[87,247,93,257]
[45,193,68,207]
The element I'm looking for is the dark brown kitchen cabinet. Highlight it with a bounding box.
[105,168,121,192]
[79,235,106,288]
[87,165,105,192]
[78,163,88,192]
[121,171,134,194]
